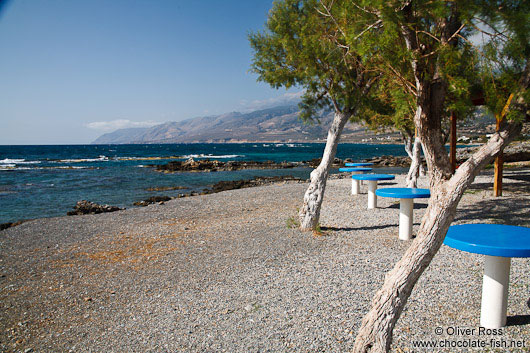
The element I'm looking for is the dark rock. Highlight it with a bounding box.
[133,196,172,207]
[210,176,302,193]
[156,158,301,173]
[308,158,343,168]
[67,200,123,216]
[0,220,26,231]
[366,155,411,167]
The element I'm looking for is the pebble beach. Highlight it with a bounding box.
[1,168,529,352]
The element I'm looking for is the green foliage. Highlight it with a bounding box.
[250,0,529,138]
[343,0,528,129]
[286,216,300,229]
[249,0,380,122]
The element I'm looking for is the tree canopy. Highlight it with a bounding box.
[249,0,384,120]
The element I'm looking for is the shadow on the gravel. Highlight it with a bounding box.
[386,203,429,209]
[504,173,530,183]
[322,223,396,232]
[378,182,398,186]
[467,181,529,194]
[454,196,530,225]
[506,315,530,327]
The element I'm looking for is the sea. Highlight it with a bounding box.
[0,143,408,224]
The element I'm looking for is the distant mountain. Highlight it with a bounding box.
[92,127,150,144]
[92,104,401,144]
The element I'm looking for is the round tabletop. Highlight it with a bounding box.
[444,224,530,258]
[345,162,374,167]
[376,188,431,199]
[352,173,395,181]
[338,167,372,172]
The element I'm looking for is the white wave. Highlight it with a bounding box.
[55,166,90,169]
[0,158,41,165]
[0,158,25,164]
[0,166,91,171]
[115,156,180,161]
[56,155,108,163]
[180,154,243,159]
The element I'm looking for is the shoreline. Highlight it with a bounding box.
[2,155,529,230]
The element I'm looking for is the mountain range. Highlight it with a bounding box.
[92,104,402,144]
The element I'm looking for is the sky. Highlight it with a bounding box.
[0,0,300,144]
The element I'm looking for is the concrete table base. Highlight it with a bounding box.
[352,179,360,195]
[444,224,530,329]
[352,174,396,209]
[367,180,378,209]
[480,255,511,328]
[375,188,430,240]
[339,167,372,195]
[399,198,414,240]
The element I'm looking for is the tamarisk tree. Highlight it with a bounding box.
[324,0,530,351]
[249,0,380,230]
[361,78,426,188]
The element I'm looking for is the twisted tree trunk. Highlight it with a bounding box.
[404,110,426,188]
[352,119,522,353]
[405,136,424,188]
[299,110,351,230]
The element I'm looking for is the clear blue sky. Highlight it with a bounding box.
[0,0,298,144]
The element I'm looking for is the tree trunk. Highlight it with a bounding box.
[404,110,426,188]
[299,110,351,230]
[352,121,522,353]
[405,136,423,188]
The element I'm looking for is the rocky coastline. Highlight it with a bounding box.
[2,147,528,232]
[153,155,411,174]
[154,158,302,173]
[66,200,123,216]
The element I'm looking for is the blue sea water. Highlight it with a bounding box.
[0,143,408,224]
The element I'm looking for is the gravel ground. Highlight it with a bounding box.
[0,168,529,352]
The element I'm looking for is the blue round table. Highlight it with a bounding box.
[375,188,431,240]
[338,167,373,173]
[345,162,374,167]
[444,224,530,328]
[351,174,395,209]
[338,167,373,195]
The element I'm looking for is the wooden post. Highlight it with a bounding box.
[449,111,457,174]
[493,93,514,197]
[493,116,503,197]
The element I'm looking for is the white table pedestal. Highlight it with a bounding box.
[480,255,511,328]
[356,172,364,185]
[367,180,377,209]
[399,198,413,240]
[352,179,360,195]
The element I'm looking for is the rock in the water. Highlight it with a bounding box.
[156,158,301,173]
[133,196,172,207]
[67,200,123,216]
[366,155,411,167]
